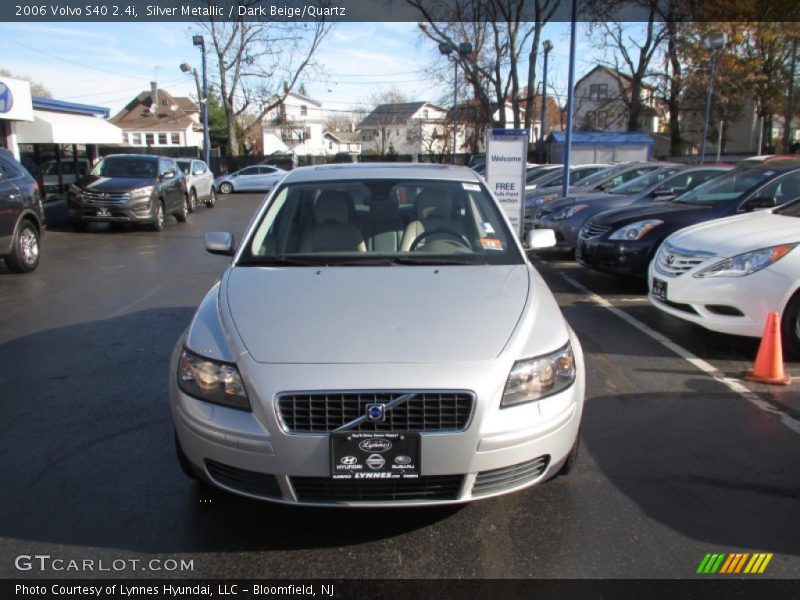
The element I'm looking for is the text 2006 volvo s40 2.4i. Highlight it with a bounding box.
[169,163,585,506]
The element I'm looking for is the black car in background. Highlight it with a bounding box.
[0,147,44,273]
[68,154,189,232]
[575,161,800,278]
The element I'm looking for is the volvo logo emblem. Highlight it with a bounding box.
[0,81,14,114]
[358,438,392,453]
[665,254,675,266]
[365,403,385,422]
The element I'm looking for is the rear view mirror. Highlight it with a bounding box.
[525,228,557,249]
[205,231,236,256]
[742,196,777,211]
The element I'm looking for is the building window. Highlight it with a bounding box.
[131,133,142,145]
[328,141,333,149]
[145,133,154,146]
[300,105,307,117]
[158,133,168,145]
[171,133,180,145]
[597,111,608,129]
[589,84,608,100]
[423,109,429,119]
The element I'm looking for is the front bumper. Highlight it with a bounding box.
[647,264,793,338]
[575,236,653,277]
[169,342,584,507]
[68,196,155,223]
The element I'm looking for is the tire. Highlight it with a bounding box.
[556,434,580,477]
[4,220,40,273]
[151,199,165,231]
[174,431,199,481]
[70,219,87,232]
[175,194,189,223]
[205,188,216,208]
[219,182,233,194]
[188,190,197,213]
[781,292,800,359]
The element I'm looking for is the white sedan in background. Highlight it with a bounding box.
[648,199,800,356]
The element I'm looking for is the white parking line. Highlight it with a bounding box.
[556,269,800,437]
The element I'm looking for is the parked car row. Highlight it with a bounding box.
[530,159,800,356]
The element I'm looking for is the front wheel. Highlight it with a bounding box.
[4,220,40,273]
[187,190,197,213]
[175,194,189,223]
[205,188,216,208]
[781,292,800,359]
[218,182,233,194]
[151,200,165,231]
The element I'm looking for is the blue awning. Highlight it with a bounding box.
[547,131,653,145]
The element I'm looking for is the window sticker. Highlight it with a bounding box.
[480,238,504,251]
[462,183,481,192]
[481,222,496,234]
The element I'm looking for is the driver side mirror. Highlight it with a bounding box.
[160,171,175,180]
[742,196,777,212]
[205,231,236,256]
[193,169,204,176]
[525,228,557,249]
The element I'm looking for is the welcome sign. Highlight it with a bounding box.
[485,128,529,238]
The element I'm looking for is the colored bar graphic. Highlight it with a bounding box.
[702,552,774,575]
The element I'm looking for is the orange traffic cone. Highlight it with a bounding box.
[745,312,791,386]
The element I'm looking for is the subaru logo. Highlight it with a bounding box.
[666,254,675,266]
[0,81,13,114]
[358,438,392,453]
[365,403,385,422]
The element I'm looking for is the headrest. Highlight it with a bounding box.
[314,190,353,224]
[416,191,452,220]
[370,196,400,221]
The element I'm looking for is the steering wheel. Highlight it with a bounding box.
[408,229,472,251]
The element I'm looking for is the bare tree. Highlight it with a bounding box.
[359,89,411,157]
[197,0,330,155]
[0,69,51,97]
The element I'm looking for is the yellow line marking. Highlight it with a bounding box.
[758,554,773,573]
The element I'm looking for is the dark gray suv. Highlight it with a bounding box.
[68,154,189,232]
[0,147,44,273]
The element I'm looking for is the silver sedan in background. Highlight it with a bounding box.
[170,163,585,506]
[214,164,287,194]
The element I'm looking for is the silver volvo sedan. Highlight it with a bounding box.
[170,163,585,506]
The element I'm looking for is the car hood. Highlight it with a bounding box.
[76,175,156,193]
[588,200,710,227]
[224,265,530,364]
[667,211,800,257]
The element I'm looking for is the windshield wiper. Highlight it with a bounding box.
[390,255,487,265]
[241,255,400,267]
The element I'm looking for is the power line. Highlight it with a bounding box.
[59,75,193,101]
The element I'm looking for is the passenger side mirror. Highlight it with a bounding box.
[205,231,236,256]
[193,169,204,176]
[525,228,557,249]
[742,196,777,211]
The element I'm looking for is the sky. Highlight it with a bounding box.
[0,20,602,119]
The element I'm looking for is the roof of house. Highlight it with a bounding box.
[324,130,361,143]
[358,101,436,128]
[109,89,197,132]
[547,131,654,145]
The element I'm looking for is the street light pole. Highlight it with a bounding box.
[561,0,578,199]
[439,41,472,165]
[193,35,210,166]
[700,31,727,164]
[538,40,553,163]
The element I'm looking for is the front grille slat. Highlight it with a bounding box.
[292,475,464,502]
[655,242,715,277]
[82,191,131,204]
[472,456,550,496]
[579,223,611,239]
[278,391,474,434]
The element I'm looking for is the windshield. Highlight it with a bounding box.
[90,157,158,179]
[526,166,559,183]
[577,164,628,188]
[608,168,679,195]
[240,178,523,266]
[673,168,778,205]
[176,160,191,175]
[774,197,800,217]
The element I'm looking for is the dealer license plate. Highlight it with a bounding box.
[652,278,668,302]
[331,432,419,480]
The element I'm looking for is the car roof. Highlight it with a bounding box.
[281,163,482,184]
[731,159,800,172]
[102,154,160,161]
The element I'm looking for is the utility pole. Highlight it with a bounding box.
[784,37,797,152]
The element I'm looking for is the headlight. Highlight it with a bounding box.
[551,204,588,221]
[178,348,250,411]
[129,186,154,198]
[695,244,796,278]
[608,219,663,241]
[68,184,83,195]
[501,342,576,408]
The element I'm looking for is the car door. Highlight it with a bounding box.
[234,167,260,191]
[193,161,211,199]
[0,158,22,248]
[160,159,181,211]
[256,166,281,190]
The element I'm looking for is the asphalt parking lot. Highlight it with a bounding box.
[1,193,798,579]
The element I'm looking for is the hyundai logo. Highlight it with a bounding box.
[365,403,385,422]
[340,455,358,465]
[358,438,392,453]
[0,82,13,114]
[666,254,676,266]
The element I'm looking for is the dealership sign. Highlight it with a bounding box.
[485,128,529,238]
[0,77,33,122]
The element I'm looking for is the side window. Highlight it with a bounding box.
[261,167,276,174]
[749,171,800,206]
[159,159,174,176]
[0,158,22,179]
[655,172,693,194]
[239,167,257,176]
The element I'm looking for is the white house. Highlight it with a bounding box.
[109,86,202,148]
[261,91,326,156]
[358,102,452,155]
[573,66,663,134]
[322,130,361,156]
